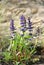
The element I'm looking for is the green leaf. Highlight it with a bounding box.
[3,51,12,61]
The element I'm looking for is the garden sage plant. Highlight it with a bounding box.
[1,17,38,65]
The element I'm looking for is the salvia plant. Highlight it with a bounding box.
[1,16,39,65]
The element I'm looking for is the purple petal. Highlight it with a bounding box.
[20,15,25,21]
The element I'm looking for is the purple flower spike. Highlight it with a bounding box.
[28,17,33,32]
[10,19,16,31]
[20,15,26,32]
[27,17,33,36]
[10,19,16,39]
